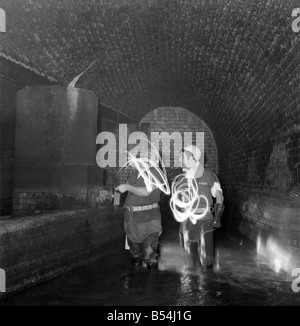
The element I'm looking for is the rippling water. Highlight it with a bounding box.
[1,222,300,306]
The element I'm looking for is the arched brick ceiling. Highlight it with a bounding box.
[1,0,300,147]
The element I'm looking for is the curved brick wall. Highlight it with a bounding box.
[140,107,218,181]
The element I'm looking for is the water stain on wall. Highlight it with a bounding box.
[286,130,300,202]
[265,142,291,189]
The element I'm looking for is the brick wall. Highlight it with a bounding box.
[100,107,218,188]
[0,206,125,298]
[13,191,88,216]
[219,97,300,259]
[220,131,300,259]
[141,107,218,182]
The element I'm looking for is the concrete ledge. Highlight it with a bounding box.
[0,207,125,299]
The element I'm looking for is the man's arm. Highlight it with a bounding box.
[209,175,224,228]
[127,184,154,197]
[115,183,154,197]
[212,189,224,228]
[116,167,161,197]
[215,189,224,205]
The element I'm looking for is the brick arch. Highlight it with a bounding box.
[140,107,218,180]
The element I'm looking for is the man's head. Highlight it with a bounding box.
[179,145,201,169]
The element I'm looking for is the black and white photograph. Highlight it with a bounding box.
[0,0,300,310]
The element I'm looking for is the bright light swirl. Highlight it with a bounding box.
[170,174,209,223]
[118,148,170,195]
[127,152,170,195]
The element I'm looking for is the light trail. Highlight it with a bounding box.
[117,141,170,195]
[170,174,209,224]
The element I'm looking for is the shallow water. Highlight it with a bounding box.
[1,221,300,306]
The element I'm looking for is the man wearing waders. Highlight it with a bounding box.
[116,151,163,269]
[177,145,224,269]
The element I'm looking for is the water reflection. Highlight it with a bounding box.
[256,234,293,274]
[1,228,300,306]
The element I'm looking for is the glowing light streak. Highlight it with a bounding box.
[117,141,170,195]
[170,174,209,223]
